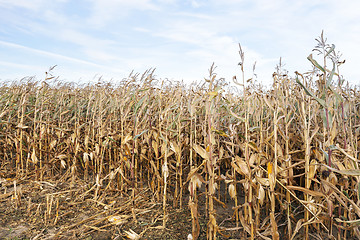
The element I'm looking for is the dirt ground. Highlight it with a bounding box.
[0,175,242,240]
[0,172,340,240]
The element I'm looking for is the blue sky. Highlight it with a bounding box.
[0,0,359,86]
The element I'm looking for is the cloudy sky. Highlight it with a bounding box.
[0,0,359,86]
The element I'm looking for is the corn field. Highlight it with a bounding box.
[0,34,360,239]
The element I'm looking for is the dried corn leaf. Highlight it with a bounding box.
[232,156,249,176]
[263,95,275,111]
[56,154,67,160]
[152,141,159,158]
[123,134,132,145]
[249,153,258,166]
[170,141,180,155]
[149,160,160,178]
[270,212,279,240]
[256,176,270,186]
[286,186,324,197]
[321,179,360,217]
[334,144,359,162]
[332,156,346,171]
[335,218,360,226]
[258,184,265,205]
[290,219,304,240]
[309,159,318,180]
[60,160,66,168]
[248,141,259,152]
[193,144,208,160]
[228,108,245,122]
[49,139,57,150]
[239,212,251,234]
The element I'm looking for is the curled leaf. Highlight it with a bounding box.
[232,156,250,176]
[193,144,209,160]
[307,54,326,73]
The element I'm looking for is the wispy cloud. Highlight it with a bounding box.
[0,40,108,67]
[0,0,359,85]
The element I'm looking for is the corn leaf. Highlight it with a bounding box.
[296,76,326,108]
[286,185,324,197]
[335,218,360,226]
[326,62,336,88]
[307,54,326,73]
[193,144,209,160]
[323,165,360,176]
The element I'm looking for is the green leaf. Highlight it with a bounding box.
[237,133,246,140]
[295,76,327,108]
[323,165,360,176]
[326,62,336,88]
[327,110,333,129]
[320,148,329,165]
[134,129,149,140]
[134,95,147,113]
[328,85,343,103]
[307,54,326,73]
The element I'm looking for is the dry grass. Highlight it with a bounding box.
[0,33,360,239]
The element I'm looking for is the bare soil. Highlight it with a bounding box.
[0,170,339,240]
[0,176,239,240]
